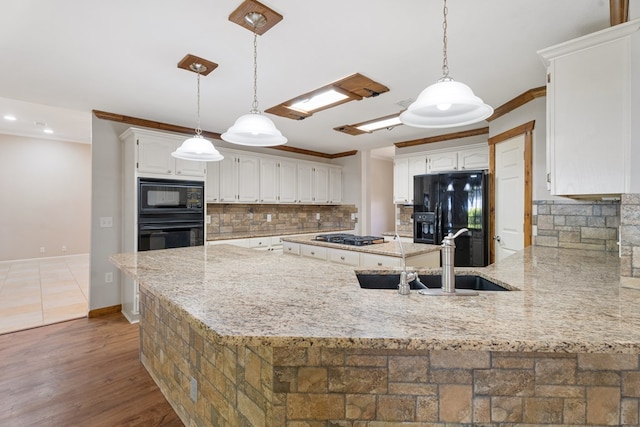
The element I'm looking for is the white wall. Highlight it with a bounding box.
[89,117,127,311]
[369,155,394,236]
[488,96,563,201]
[0,134,91,261]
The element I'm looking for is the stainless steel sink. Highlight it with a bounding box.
[355,273,509,291]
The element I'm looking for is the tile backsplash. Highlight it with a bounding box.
[620,194,640,277]
[533,199,619,252]
[206,204,357,240]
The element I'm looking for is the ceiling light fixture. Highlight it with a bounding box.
[43,128,54,134]
[288,89,350,114]
[222,11,286,147]
[172,63,224,162]
[356,115,403,132]
[400,0,493,128]
[3,115,16,121]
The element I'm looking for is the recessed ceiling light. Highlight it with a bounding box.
[356,116,403,132]
[335,113,404,136]
[289,89,350,113]
[3,115,16,121]
[266,73,390,120]
[43,129,54,134]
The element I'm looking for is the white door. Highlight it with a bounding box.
[495,135,525,260]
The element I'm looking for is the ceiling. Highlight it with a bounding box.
[0,0,634,154]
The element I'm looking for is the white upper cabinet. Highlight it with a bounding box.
[313,164,329,204]
[278,160,298,203]
[219,150,260,202]
[206,160,220,202]
[259,157,279,203]
[393,156,427,204]
[539,19,640,196]
[427,145,488,174]
[329,166,343,204]
[297,162,332,204]
[128,128,206,179]
[458,146,490,171]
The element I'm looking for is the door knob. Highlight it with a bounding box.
[493,235,501,242]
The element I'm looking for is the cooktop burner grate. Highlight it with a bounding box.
[315,233,385,246]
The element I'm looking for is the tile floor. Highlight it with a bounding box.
[0,254,89,335]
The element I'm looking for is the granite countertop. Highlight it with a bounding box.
[110,245,640,354]
[280,235,441,257]
[207,228,353,241]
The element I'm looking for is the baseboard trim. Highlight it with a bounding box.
[88,304,122,318]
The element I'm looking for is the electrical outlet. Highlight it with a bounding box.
[105,272,113,283]
[40,247,45,253]
[99,217,113,228]
[61,245,67,252]
[266,214,272,222]
[351,213,356,220]
[190,377,198,402]
[316,213,320,220]
[206,215,211,224]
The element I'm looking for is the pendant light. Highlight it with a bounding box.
[222,12,287,147]
[172,63,224,162]
[400,0,493,128]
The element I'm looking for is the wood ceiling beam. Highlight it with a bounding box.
[92,110,358,159]
[610,0,629,26]
[394,127,489,149]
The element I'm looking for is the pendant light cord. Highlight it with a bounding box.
[251,31,259,113]
[195,69,203,136]
[441,0,450,80]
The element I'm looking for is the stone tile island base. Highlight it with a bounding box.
[140,289,640,426]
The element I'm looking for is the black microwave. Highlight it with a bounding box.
[138,178,204,215]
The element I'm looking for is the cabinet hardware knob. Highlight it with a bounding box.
[340,256,345,260]
[377,262,383,266]
[311,251,315,255]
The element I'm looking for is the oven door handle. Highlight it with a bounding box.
[139,222,204,231]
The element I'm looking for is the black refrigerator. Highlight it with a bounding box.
[413,171,489,267]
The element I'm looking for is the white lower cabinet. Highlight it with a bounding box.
[301,245,328,261]
[283,241,300,255]
[328,248,360,266]
[285,243,440,269]
[121,276,140,323]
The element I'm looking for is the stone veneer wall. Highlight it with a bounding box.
[206,204,357,240]
[533,200,619,252]
[396,205,414,236]
[620,193,640,277]
[140,288,640,426]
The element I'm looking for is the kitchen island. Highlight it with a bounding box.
[110,245,640,426]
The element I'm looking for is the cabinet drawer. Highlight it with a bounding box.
[283,241,300,255]
[301,245,327,260]
[328,248,360,266]
[360,253,401,268]
[248,237,271,249]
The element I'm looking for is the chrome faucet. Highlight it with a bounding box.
[419,228,478,297]
[395,233,416,295]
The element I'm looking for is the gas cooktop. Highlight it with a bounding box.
[315,233,385,246]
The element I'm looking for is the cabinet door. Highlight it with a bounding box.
[360,253,401,268]
[260,157,279,203]
[175,155,205,178]
[458,147,489,170]
[297,163,314,203]
[206,160,220,202]
[218,154,238,202]
[329,166,343,204]
[278,160,298,203]
[393,158,410,204]
[428,152,458,173]
[408,156,427,204]
[548,37,629,195]
[328,248,360,266]
[137,136,174,175]
[237,155,260,202]
[313,165,329,203]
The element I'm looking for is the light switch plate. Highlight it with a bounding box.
[99,217,113,228]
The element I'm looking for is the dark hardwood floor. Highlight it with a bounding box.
[0,313,183,426]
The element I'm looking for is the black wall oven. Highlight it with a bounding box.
[137,178,205,251]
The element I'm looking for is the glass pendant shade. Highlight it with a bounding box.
[171,135,224,161]
[400,79,494,128]
[222,111,287,147]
